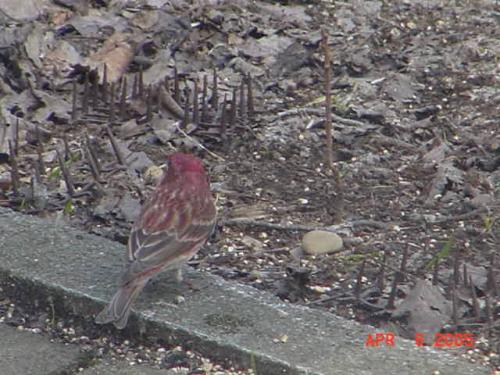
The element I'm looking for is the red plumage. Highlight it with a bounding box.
[95,152,216,329]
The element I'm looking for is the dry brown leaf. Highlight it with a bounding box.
[50,10,74,26]
[87,32,134,83]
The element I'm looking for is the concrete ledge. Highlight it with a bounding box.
[0,323,85,375]
[0,208,489,374]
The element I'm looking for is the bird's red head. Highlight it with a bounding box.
[167,152,206,174]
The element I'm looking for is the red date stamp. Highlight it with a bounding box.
[416,332,476,348]
[365,332,395,347]
[365,332,475,348]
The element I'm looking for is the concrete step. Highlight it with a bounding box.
[0,207,489,375]
[0,323,83,375]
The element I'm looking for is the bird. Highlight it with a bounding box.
[95,152,217,329]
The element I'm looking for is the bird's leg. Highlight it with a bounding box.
[175,268,183,283]
[144,268,198,294]
[144,269,177,291]
[144,276,160,291]
[175,267,201,291]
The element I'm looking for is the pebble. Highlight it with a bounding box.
[302,230,343,255]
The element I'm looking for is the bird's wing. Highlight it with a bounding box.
[121,197,216,283]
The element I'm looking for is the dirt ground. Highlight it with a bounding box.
[0,0,498,371]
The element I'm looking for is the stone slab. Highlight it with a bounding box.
[0,208,489,375]
[81,360,178,375]
[0,323,82,375]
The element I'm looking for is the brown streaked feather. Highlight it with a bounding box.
[122,172,216,286]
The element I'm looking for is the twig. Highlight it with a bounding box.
[277,107,367,127]
[410,206,491,224]
[158,86,184,119]
[222,218,391,235]
[223,218,322,232]
[321,29,333,170]
[433,206,490,224]
[307,292,384,312]
[105,126,125,165]
[174,123,225,161]
[372,133,417,151]
[56,149,75,196]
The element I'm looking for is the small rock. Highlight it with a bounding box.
[144,165,164,184]
[469,194,494,209]
[240,235,263,252]
[175,295,185,304]
[302,230,343,255]
[249,270,262,281]
[0,0,46,21]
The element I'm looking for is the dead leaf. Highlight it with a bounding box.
[422,139,449,167]
[391,279,451,342]
[425,161,464,204]
[87,32,134,83]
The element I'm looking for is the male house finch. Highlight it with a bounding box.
[95,152,216,329]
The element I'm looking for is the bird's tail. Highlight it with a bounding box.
[95,280,147,329]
